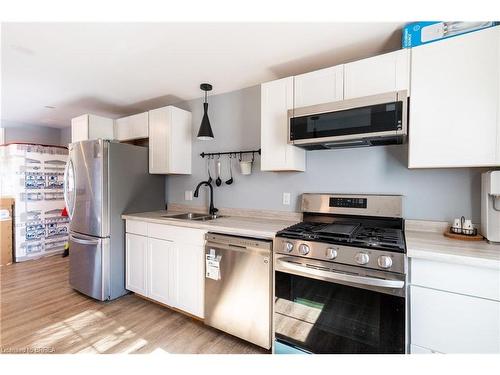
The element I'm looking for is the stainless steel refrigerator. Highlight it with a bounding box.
[63,139,164,301]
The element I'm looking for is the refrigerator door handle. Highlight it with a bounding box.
[63,159,70,217]
[68,140,107,237]
[69,233,100,246]
[63,158,75,220]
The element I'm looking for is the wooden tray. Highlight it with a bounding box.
[444,230,484,241]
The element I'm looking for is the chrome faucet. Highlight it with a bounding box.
[193,180,218,216]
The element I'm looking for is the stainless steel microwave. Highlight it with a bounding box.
[288,90,408,150]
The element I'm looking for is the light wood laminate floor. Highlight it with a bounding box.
[0,255,266,354]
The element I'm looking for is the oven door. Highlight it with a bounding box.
[274,254,406,354]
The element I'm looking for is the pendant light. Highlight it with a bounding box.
[197,83,214,140]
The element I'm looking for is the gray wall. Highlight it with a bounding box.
[59,126,71,146]
[164,85,485,222]
[2,120,66,146]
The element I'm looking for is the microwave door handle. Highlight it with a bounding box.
[324,140,369,148]
[276,259,404,289]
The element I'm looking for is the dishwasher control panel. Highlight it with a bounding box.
[205,233,272,250]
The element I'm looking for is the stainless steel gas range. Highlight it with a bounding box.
[273,193,407,354]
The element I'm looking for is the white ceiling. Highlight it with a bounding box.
[1,22,404,128]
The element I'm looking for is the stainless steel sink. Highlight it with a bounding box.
[162,212,208,220]
[196,214,225,221]
[161,212,225,221]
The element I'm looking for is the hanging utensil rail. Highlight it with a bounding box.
[200,149,261,160]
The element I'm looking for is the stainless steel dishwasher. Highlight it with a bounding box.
[204,232,272,349]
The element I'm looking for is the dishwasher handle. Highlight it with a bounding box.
[205,233,272,251]
[206,242,271,257]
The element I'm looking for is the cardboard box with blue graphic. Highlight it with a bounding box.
[402,22,498,48]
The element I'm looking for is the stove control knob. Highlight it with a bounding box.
[355,252,369,265]
[298,244,310,255]
[326,247,338,259]
[283,241,294,253]
[377,255,393,269]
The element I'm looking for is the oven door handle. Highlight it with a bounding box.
[276,259,405,289]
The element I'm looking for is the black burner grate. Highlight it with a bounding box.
[276,221,406,253]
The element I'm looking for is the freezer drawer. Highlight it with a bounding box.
[69,232,110,301]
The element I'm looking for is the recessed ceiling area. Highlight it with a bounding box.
[1,22,404,128]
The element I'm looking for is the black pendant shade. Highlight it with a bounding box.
[197,83,214,140]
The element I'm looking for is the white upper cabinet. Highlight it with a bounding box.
[344,49,410,99]
[261,77,305,172]
[409,26,500,168]
[148,106,192,174]
[114,112,149,141]
[71,114,114,143]
[294,65,344,108]
[260,50,411,172]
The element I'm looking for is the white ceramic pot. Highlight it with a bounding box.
[239,161,252,175]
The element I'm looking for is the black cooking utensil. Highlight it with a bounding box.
[226,155,234,185]
[207,157,213,184]
[215,157,222,186]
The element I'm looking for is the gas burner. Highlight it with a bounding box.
[365,239,382,246]
[277,221,406,253]
[275,194,406,275]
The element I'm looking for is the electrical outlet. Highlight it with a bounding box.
[185,190,193,201]
[283,192,291,205]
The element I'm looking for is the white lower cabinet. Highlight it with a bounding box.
[125,221,206,318]
[125,233,148,295]
[410,258,500,353]
[410,286,500,353]
[177,243,204,318]
[148,237,177,307]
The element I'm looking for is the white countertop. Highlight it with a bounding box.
[122,213,500,268]
[405,220,500,269]
[121,210,299,239]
